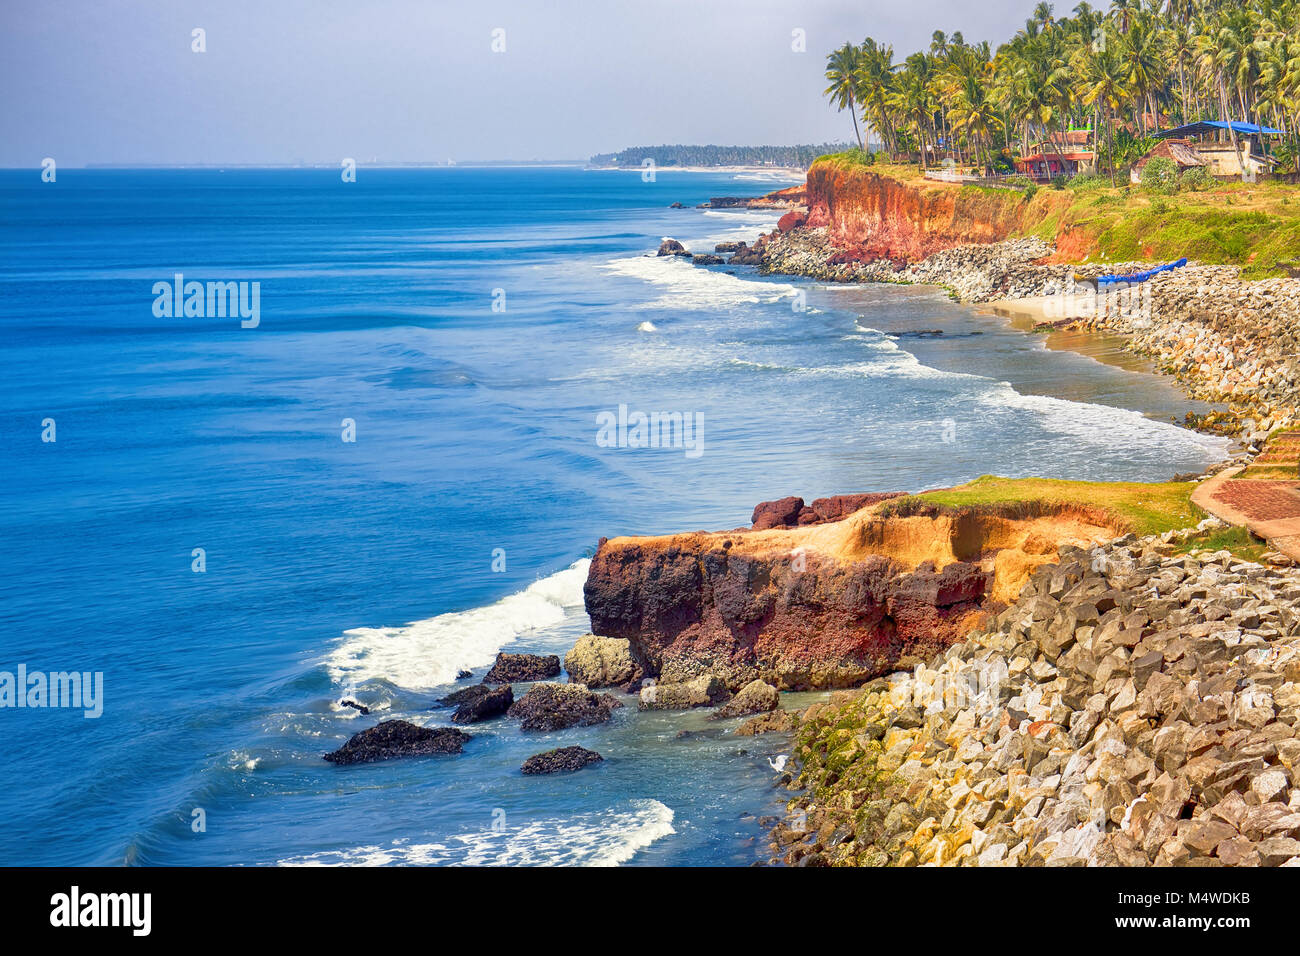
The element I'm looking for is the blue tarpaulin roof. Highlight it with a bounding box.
[1156,121,1284,138]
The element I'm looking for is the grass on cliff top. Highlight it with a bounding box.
[1035,181,1300,279]
[903,475,1204,537]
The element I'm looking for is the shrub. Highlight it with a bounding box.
[1180,166,1212,191]
[1067,172,1108,191]
[1140,156,1179,194]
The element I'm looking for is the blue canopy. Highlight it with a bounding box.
[1156,121,1283,138]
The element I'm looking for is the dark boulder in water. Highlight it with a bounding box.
[323,720,469,765]
[520,745,604,775]
[340,699,370,715]
[436,683,492,707]
[507,682,622,731]
[484,652,561,683]
[657,238,690,257]
[452,684,513,724]
[456,669,473,679]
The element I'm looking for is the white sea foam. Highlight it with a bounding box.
[975,381,1231,455]
[277,799,675,867]
[325,560,590,690]
[604,254,798,311]
[636,320,658,332]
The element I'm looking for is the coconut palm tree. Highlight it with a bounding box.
[1079,38,1133,182]
[824,43,865,149]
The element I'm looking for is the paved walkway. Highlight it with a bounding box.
[1192,466,1300,560]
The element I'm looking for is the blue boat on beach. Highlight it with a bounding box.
[1095,257,1189,286]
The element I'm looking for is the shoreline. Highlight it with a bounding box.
[734,223,1299,441]
[607,195,1300,867]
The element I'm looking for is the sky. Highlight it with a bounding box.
[2,0,1040,166]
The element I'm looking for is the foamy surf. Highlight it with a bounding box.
[604,254,798,311]
[325,559,590,690]
[277,799,675,867]
[636,320,658,332]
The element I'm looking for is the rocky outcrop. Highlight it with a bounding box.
[639,674,731,710]
[521,746,604,775]
[751,492,906,530]
[484,653,561,683]
[451,684,514,724]
[657,238,690,257]
[507,682,622,731]
[750,496,805,531]
[586,496,1124,691]
[712,679,780,719]
[564,634,641,688]
[774,524,1300,867]
[324,720,469,765]
[736,709,800,736]
[700,185,806,210]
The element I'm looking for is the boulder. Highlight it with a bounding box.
[735,709,800,735]
[711,679,780,719]
[657,238,690,257]
[640,674,730,711]
[437,683,494,707]
[507,682,622,731]
[777,210,807,233]
[521,746,604,775]
[324,720,469,765]
[451,684,513,724]
[340,699,370,715]
[564,634,641,688]
[484,653,561,683]
[751,496,805,530]
[692,254,725,265]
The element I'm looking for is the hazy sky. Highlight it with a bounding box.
[3,0,1038,165]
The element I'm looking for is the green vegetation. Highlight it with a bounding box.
[817,147,878,170]
[1140,155,1180,193]
[587,145,848,169]
[821,1,1300,181]
[1171,524,1270,562]
[894,474,1207,536]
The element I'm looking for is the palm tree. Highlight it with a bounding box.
[857,37,900,156]
[825,0,1299,181]
[1082,48,1132,183]
[824,43,865,149]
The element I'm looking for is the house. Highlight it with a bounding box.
[1130,139,1205,184]
[1014,130,1096,182]
[1152,121,1283,178]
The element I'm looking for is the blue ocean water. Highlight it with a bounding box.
[0,167,1227,866]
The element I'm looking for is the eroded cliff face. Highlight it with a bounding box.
[802,163,1064,262]
[584,499,1124,690]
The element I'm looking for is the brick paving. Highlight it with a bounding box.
[1211,480,1300,521]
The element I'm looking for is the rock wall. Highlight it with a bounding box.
[583,499,1124,691]
[774,524,1300,867]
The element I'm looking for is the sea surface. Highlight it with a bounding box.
[0,166,1229,866]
